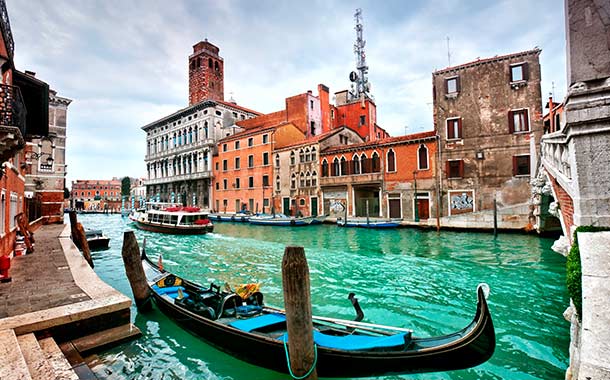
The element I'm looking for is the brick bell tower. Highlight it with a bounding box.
[188,39,224,105]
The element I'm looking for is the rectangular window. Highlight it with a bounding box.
[510,63,528,82]
[248,137,253,147]
[235,157,240,169]
[248,177,254,188]
[262,175,269,187]
[235,178,241,189]
[222,159,228,171]
[513,155,531,176]
[0,192,5,234]
[445,76,460,94]
[262,134,269,144]
[331,109,335,119]
[235,141,240,149]
[359,115,366,126]
[248,155,254,168]
[446,118,462,140]
[215,162,219,171]
[310,100,314,109]
[9,193,17,229]
[508,109,530,133]
[223,179,228,190]
[263,152,269,166]
[223,143,228,152]
[446,160,464,179]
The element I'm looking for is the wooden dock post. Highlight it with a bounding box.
[282,246,317,380]
[493,195,498,237]
[121,231,151,311]
[69,211,94,268]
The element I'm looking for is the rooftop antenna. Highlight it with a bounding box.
[446,36,451,67]
[348,8,371,101]
[551,81,556,100]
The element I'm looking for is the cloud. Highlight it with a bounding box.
[6,0,566,186]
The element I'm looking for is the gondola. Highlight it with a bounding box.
[141,251,495,377]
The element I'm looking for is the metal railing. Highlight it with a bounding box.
[0,83,26,136]
[0,0,14,59]
[146,138,215,160]
[145,170,213,185]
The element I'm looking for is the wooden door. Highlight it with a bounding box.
[283,198,290,216]
[311,197,318,217]
[389,199,401,218]
[417,199,430,220]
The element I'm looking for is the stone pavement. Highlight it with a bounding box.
[0,224,90,318]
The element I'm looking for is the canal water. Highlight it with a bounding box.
[76,214,569,380]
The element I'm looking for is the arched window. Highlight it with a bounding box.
[153,138,157,153]
[340,157,347,176]
[290,151,296,165]
[208,58,213,68]
[147,141,150,155]
[311,147,317,161]
[204,121,209,139]
[312,171,317,187]
[352,154,360,175]
[299,149,305,163]
[177,131,182,146]
[275,154,280,167]
[276,176,281,191]
[291,174,296,189]
[300,172,305,187]
[360,153,369,173]
[332,158,340,176]
[304,148,310,162]
[418,144,429,170]
[194,127,198,142]
[305,171,311,187]
[372,152,380,172]
[321,159,329,177]
[214,61,219,71]
[188,128,193,144]
[387,149,396,172]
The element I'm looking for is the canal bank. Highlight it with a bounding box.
[0,222,140,378]
[77,214,569,380]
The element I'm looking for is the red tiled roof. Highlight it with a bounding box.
[218,121,293,142]
[276,128,345,151]
[434,48,541,75]
[322,130,436,154]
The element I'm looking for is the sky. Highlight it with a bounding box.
[6,0,567,188]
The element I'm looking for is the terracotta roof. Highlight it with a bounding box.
[322,130,436,154]
[216,100,262,116]
[276,128,347,151]
[433,48,541,75]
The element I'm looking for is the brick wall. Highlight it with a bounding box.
[547,171,574,238]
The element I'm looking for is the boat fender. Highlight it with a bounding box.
[290,219,296,226]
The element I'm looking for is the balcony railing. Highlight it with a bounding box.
[540,133,572,182]
[0,83,26,135]
[145,170,212,186]
[320,172,383,186]
[146,138,215,160]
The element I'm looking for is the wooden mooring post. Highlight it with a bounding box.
[69,211,94,268]
[282,246,318,380]
[121,231,151,311]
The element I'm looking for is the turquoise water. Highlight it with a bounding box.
[76,214,569,380]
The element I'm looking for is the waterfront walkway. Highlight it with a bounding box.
[0,223,139,379]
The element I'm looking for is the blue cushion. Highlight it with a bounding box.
[280,330,409,351]
[229,313,286,332]
[152,285,188,299]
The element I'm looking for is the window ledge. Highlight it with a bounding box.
[514,174,531,178]
[445,92,459,99]
[512,130,531,135]
[510,80,527,89]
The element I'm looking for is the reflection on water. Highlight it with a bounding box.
[73,214,569,380]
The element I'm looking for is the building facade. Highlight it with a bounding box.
[71,179,121,211]
[432,49,543,222]
[320,131,437,220]
[143,39,260,207]
[24,89,71,222]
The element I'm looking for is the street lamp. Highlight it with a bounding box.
[26,151,54,166]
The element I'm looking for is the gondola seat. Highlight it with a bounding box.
[152,285,189,299]
[281,330,411,351]
[229,313,286,332]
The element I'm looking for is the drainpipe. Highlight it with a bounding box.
[436,135,442,232]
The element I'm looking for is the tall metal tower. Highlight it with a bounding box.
[349,8,372,101]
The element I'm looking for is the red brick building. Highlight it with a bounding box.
[188,39,224,105]
[320,131,437,220]
[71,179,122,211]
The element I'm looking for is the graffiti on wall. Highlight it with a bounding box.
[449,191,474,215]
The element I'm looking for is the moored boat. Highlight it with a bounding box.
[209,211,252,223]
[338,218,401,229]
[249,214,324,226]
[142,251,495,377]
[131,202,213,234]
[85,229,110,250]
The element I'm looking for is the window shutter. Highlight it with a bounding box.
[508,111,515,133]
[456,76,461,92]
[459,160,464,177]
[457,118,463,139]
[444,78,448,94]
[447,120,454,139]
[445,161,450,176]
[524,109,530,131]
[522,63,529,81]
[512,156,518,176]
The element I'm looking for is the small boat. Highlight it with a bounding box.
[131,202,213,235]
[142,252,495,377]
[85,229,110,250]
[209,211,252,223]
[338,218,401,229]
[249,214,323,226]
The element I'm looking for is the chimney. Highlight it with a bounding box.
[318,84,330,133]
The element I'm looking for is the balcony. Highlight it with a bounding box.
[146,138,215,160]
[0,83,26,161]
[144,170,212,186]
[0,0,14,60]
[320,172,383,187]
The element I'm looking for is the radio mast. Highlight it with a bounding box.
[349,8,372,101]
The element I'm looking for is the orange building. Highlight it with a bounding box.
[320,131,437,221]
[71,179,122,211]
[212,122,304,214]
[330,90,390,141]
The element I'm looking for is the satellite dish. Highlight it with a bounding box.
[349,71,358,82]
